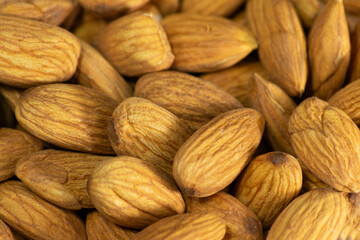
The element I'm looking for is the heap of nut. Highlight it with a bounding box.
[1,0,360,239]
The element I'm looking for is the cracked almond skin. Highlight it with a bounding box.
[15,150,111,210]
[349,22,360,82]
[0,85,22,111]
[308,0,350,100]
[108,97,192,176]
[0,128,43,182]
[151,0,178,15]
[76,40,133,103]
[162,13,257,73]
[181,0,246,17]
[134,213,226,240]
[86,211,137,240]
[173,108,264,197]
[134,71,243,131]
[95,11,174,77]
[87,156,185,229]
[15,84,117,154]
[0,15,80,88]
[246,0,308,97]
[0,181,86,240]
[267,189,348,240]
[186,192,263,240]
[234,152,302,229]
[289,97,360,192]
[0,219,15,240]
[289,0,320,28]
[249,74,297,155]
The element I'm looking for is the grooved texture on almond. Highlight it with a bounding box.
[134,71,243,130]
[76,40,132,103]
[108,97,192,175]
[234,152,302,228]
[151,0,178,15]
[338,193,360,240]
[0,181,86,240]
[95,11,174,77]
[350,23,360,82]
[0,15,80,88]
[267,189,348,240]
[15,84,117,154]
[289,0,320,28]
[173,108,264,197]
[289,97,360,192]
[186,192,263,240]
[0,128,43,182]
[15,150,111,210]
[308,0,350,99]
[0,219,14,240]
[181,0,246,17]
[134,213,226,240]
[247,0,308,96]
[299,159,330,192]
[162,13,257,72]
[88,156,185,229]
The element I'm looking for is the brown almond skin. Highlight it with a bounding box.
[181,0,246,17]
[289,0,320,28]
[134,213,226,240]
[134,71,243,131]
[247,0,308,96]
[87,156,185,229]
[162,13,257,73]
[338,193,360,240]
[321,0,360,15]
[76,40,132,103]
[308,0,350,100]
[299,159,331,192]
[186,192,263,240]
[0,128,43,182]
[108,97,192,176]
[267,189,348,240]
[95,11,174,77]
[15,150,111,210]
[0,15,80,88]
[0,85,23,111]
[234,152,302,229]
[151,0,178,15]
[0,219,15,240]
[173,108,264,197]
[249,74,297,155]
[289,97,360,192]
[15,84,117,154]
[86,211,137,240]
[73,11,107,44]
[349,22,360,82]
[0,181,86,240]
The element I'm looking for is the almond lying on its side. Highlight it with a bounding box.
[0,219,15,240]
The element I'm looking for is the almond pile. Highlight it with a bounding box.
[1,0,360,239]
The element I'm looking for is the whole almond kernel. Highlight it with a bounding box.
[138,3,162,22]
[186,192,263,240]
[107,97,192,176]
[95,11,174,77]
[338,193,360,240]
[161,13,257,73]
[86,211,137,240]
[246,0,308,97]
[0,85,23,112]
[134,213,226,240]
[134,71,243,131]
[0,219,15,240]
[0,128,43,182]
[289,0,320,28]
[87,156,185,229]
[15,84,117,155]
[181,0,246,17]
[173,108,264,197]
[151,0,179,15]
[76,40,133,103]
[15,150,111,210]
[349,23,360,82]
[233,152,302,229]
[299,159,330,192]
[0,181,86,240]
[289,97,360,192]
[267,189,348,240]
[0,15,80,88]
[321,0,360,15]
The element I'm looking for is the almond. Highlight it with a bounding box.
[0,181,86,240]
[87,156,185,229]
[0,219,15,240]
[161,13,257,72]
[0,15,80,88]
[95,11,174,77]
[232,11,252,33]
[73,11,107,44]
[151,0,179,15]
[15,84,118,154]
[181,0,246,17]
[349,22,360,82]
[173,108,264,197]
[0,96,15,128]
[108,97,192,176]
[289,97,360,192]
[289,0,320,28]
[138,3,162,22]
[299,159,330,192]
[338,193,360,240]
[134,71,243,130]
[0,86,22,112]
[246,0,308,96]
[133,213,226,240]
[320,0,360,15]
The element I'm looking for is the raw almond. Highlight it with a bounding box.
[134,71,243,130]
[0,86,22,111]
[151,0,178,15]
[181,0,246,17]
[87,156,185,229]
[0,15,80,88]
[321,0,360,15]
[73,11,107,44]
[173,108,264,197]
[289,97,360,192]
[0,219,14,240]
[138,3,162,22]
[232,11,252,33]
[299,159,330,192]
[15,84,118,154]
[289,0,320,28]
[349,22,360,82]
[338,193,360,240]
